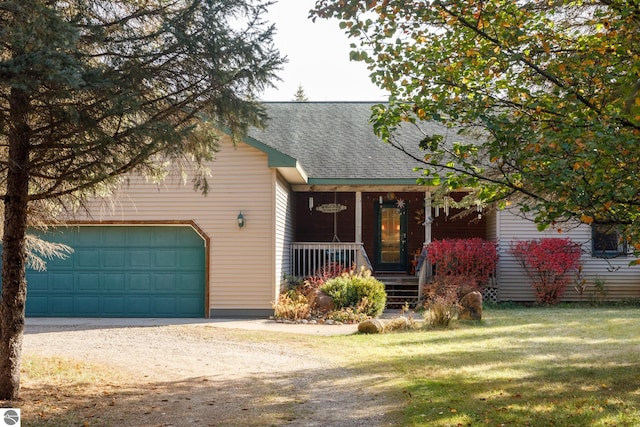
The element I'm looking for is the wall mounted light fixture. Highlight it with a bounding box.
[308,196,314,211]
[237,211,245,228]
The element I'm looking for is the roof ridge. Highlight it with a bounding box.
[260,101,386,105]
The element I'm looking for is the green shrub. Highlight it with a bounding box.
[321,269,387,317]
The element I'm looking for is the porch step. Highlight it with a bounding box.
[376,274,421,309]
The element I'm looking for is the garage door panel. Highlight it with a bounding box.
[51,297,74,315]
[104,251,126,268]
[47,256,73,269]
[102,228,127,245]
[103,296,126,315]
[179,274,205,291]
[155,251,178,268]
[78,251,100,268]
[129,251,151,268]
[104,274,125,291]
[27,297,48,315]
[19,226,206,318]
[154,298,178,315]
[129,274,151,291]
[52,273,74,291]
[76,228,102,245]
[177,228,204,245]
[127,228,153,246]
[155,274,177,291]
[178,297,203,315]
[77,297,100,315]
[154,229,180,246]
[128,297,151,315]
[28,273,48,291]
[77,274,99,291]
[179,250,206,268]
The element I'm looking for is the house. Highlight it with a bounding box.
[23,102,640,318]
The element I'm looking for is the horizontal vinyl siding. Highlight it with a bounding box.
[75,137,277,312]
[497,208,640,302]
[275,174,294,293]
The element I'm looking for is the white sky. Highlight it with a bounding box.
[260,0,388,102]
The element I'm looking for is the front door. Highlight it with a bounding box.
[374,201,408,272]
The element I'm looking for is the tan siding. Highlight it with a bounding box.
[75,137,277,312]
[497,208,640,302]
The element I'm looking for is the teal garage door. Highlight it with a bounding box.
[25,226,206,318]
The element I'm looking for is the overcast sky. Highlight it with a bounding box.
[260,0,388,102]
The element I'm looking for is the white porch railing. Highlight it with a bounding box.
[290,242,372,278]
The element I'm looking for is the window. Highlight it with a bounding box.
[592,224,627,257]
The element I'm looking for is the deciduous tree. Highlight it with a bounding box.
[312,0,640,238]
[0,0,284,400]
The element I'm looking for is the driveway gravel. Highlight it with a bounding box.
[22,318,399,426]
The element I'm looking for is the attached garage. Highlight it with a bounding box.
[25,225,206,318]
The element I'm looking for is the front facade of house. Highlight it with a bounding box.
[24,102,640,318]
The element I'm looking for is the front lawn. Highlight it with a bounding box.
[15,306,640,426]
[327,306,640,426]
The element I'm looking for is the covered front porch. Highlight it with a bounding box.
[287,189,491,307]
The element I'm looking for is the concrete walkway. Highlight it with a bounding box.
[24,309,412,336]
[25,316,360,336]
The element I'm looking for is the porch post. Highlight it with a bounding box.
[355,191,362,243]
[424,191,432,244]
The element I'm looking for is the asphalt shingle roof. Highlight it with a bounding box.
[248,102,443,181]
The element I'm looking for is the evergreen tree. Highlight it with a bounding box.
[0,0,284,400]
[293,84,309,101]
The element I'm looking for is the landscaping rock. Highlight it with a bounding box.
[384,316,411,332]
[458,291,483,320]
[358,318,384,334]
[307,289,334,314]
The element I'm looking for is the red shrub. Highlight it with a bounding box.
[300,262,350,295]
[509,238,582,304]
[425,238,498,292]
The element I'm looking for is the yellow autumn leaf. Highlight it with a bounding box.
[580,214,594,224]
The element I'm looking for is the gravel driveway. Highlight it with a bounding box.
[22,319,399,426]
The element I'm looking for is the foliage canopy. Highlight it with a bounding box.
[312,0,640,241]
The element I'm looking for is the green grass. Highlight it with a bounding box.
[17,307,640,426]
[319,306,640,426]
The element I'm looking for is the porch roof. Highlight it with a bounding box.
[246,102,464,185]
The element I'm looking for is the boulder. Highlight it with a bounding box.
[384,316,411,332]
[307,289,334,314]
[358,318,384,334]
[458,291,483,321]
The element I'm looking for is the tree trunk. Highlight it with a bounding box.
[0,87,31,400]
